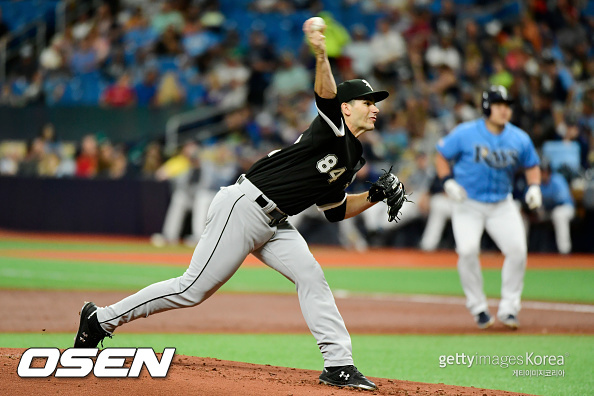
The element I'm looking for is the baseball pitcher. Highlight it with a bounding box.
[73,18,407,391]
[435,85,541,330]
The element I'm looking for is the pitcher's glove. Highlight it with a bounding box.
[367,167,410,222]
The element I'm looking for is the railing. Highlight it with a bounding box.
[0,0,103,82]
[58,0,103,34]
[165,106,241,155]
[0,20,46,82]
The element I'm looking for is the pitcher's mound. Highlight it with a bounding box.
[1,348,530,396]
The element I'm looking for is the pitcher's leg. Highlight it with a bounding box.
[97,187,272,333]
[485,199,527,319]
[253,223,353,366]
[451,201,488,316]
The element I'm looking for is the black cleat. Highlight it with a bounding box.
[74,302,110,348]
[319,365,377,390]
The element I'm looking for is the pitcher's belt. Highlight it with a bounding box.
[236,174,288,227]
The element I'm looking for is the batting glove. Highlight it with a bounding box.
[443,179,467,202]
[525,184,542,209]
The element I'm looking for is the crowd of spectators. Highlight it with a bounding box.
[0,0,593,250]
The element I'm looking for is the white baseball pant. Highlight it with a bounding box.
[419,193,452,251]
[451,195,527,320]
[160,185,195,243]
[550,204,575,254]
[523,204,575,254]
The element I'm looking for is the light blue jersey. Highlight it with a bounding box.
[437,119,540,203]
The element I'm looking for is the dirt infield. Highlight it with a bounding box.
[0,348,533,396]
[1,290,593,335]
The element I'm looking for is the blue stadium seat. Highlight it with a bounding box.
[43,76,69,106]
[11,77,28,96]
[186,84,207,106]
[155,56,179,74]
[123,28,158,58]
[79,71,105,105]
[430,0,477,13]
[494,1,522,23]
[472,1,522,26]
[320,0,342,15]
[584,0,594,17]
[0,0,60,32]
[67,77,84,104]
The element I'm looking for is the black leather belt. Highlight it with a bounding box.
[237,175,288,227]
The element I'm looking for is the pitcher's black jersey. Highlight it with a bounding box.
[246,93,365,215]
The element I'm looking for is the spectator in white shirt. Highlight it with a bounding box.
[425,31,461,72]
[369,18,407,82]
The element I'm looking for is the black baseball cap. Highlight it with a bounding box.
[337,79,389,104]
[484,85,514,105]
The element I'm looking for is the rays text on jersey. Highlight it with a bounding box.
[473,145,519,168]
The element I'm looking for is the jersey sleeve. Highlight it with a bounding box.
[316,190,347,222]
[315,189,347,212]
[436,127,462,160]
[519,134,540,168]
[322,200,347,222]
[314,93,346,137]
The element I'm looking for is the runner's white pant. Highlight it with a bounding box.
[97,181,353,366]
[161,186,194,243]
[550,204,575,254]
[161,187,217,243]
[522,204,575,255]
[451,196,527,319]
[419,193,452,251]
[192,189,217,239]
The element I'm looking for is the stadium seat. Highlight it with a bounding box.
[583,0,594,16]
[0,0,60,32]
[155,56,179,74]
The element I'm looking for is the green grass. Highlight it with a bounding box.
[0,257,186,291]
[0,239,186,253]
[1,257,593,303]
[1,333,591,396]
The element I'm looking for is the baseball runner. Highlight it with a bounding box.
[74,18,407,391]
[435,85,541,330]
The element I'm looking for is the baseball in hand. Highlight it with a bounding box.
[309,17,326,32]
